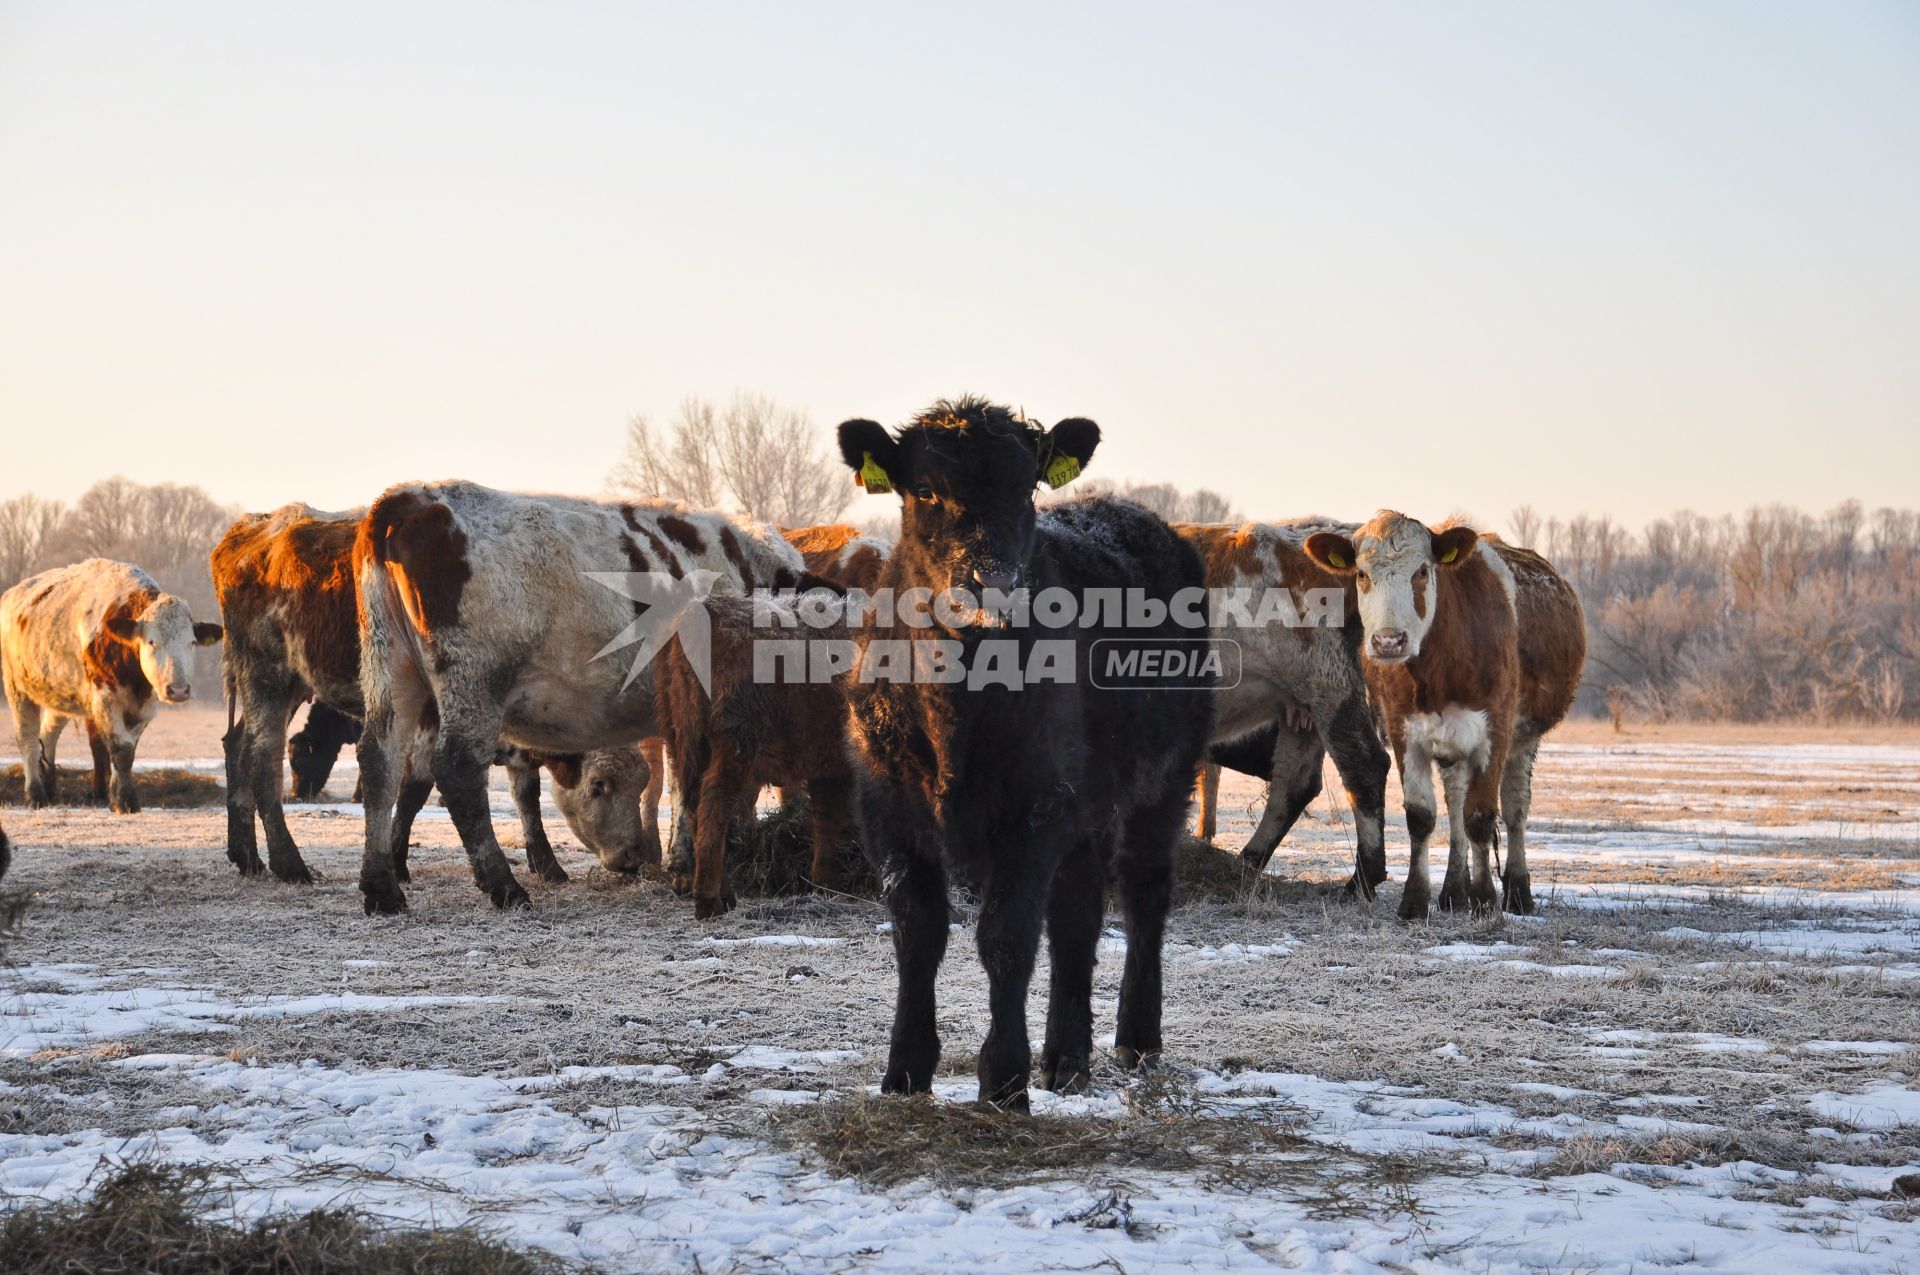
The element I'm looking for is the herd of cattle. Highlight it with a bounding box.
[0,397,1585,1108]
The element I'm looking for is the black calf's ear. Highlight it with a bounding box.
[104,612,140,640]
[1305,531,1359,573]
[1041,417,1100,489]
[193,622,225,646]
[837,419,900,494]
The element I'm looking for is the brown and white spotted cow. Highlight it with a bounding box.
[782,524,893,593]
[1304,513,1585,918]
[1175,520,1392,893]
[353,482,807,914]
[1,559,222,814]
[212,503,657,885]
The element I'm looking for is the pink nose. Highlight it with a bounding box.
[1371,630,1408,659]
[167,683,192,701]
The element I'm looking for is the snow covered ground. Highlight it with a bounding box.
[3,720,1918,1271]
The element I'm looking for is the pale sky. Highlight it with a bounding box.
[2,1,1916,530]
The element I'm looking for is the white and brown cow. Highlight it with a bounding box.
[1304,513,1585,918]
[782,523,893,593]
[2,559,222,814]
[213,503,658,886]
[1176,520,1392,893]
[353,482,806,914]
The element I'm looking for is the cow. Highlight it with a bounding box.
[213,504,655,886]
[2,559,222,815]
[656,589,855,918]
[782,523,893,592]
[1303,513,1585,918]
[0,817,10,880]
[352,483,806,914]
[1176,520,1392,894]
[837,397,1214,1112]
[288,701,361,800]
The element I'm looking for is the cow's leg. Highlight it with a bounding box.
[1324,693,1391,899]
[691,748,747,920]
[804,776,851,892]
[666,736,706,897]
[101,713,143,815]
[35,715,67,804]
[388,771,434,884]
[356,696,415,915]
[974,847,1050,1112]
[872,795,948,1096]
[86,719,109,804]
[239,675,312,884]
[430,709,531,911]
[503,749,568,884]
[639,736,666,863]
[222,711,264,873]
[1113,784,1186,1072]
[12,697,49,808]
[1501,733,1541,915]
[1465,740,1508,917]
[1240,729,1323,874]
[1397,737,1436,921]
[1194,763,1219,841]
[1040,837,1103,1095]
[1437,759,1472,912]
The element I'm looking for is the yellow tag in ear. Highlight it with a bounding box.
[1328,550,1350,569]
[858,452,893,494]
[1045,453,1081,490]
[1438,546,1459,564]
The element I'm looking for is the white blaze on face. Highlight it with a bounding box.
[134,597,207,704]
[1349,521,1443,662]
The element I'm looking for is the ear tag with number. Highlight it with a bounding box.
[1045,454,1082,490]
[858,452,893,494]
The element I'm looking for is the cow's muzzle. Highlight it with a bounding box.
[1369,630,1409,662]
[164,684,193,703]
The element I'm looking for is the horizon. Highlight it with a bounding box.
[3,2,1916,526]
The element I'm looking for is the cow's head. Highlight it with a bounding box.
[287,704,359,801]
[1304,512,1477,664]
[103,595,223,703]
[838,397,1098,626]
[549,747,657,874]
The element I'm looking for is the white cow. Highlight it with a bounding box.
[2,559,222,813]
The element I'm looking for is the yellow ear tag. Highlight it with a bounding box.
[858,452,893,494]
[1045,453,1081,490]
[1328,550,1350,569]
[1438,546,1459,564]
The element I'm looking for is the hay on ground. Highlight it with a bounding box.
[0,1162,590,1275]
[724,796,881,900]
[0,764,225,809]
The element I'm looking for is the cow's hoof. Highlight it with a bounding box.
[979,1089,1031,1115]
[1502,876,1535,915]
[1398,891,1430,923]
[270,861,314,886]
[362,886,408,916]
[529,858,570,884]
[1113,1044,1160,1072]
[693,892,736,920]
[393,861,411,884]
[1040,1064,1091,1094]
[1342,872,1377,902]
[667,871,694,897]
[490,880,533,910]
[1437,884,1469,913]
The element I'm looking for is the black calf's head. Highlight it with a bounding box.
[287,704,359,801]
[839,397,1098,609]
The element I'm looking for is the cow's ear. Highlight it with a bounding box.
[546,754,584,789]
[1305,531,1359,573]
[1430,525,1479,568]
[103,611,141,640]
[193,622,224,647]
[1040,417,1099,489]
[837,419,900,494]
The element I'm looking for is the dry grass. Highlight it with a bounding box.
[724,797,882,900]
[0,1162,592,1274]
[0,763,225,809]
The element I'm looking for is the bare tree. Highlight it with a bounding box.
[0,494,67,592]
[1509,505,1541,549]
[608,394,852,527]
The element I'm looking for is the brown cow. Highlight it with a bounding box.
[655,589,854,918]
[1304,513,1585,918]
[2,559,222,815]
[213,504,654,885]
[782,524,892,592]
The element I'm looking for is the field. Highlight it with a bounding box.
[3,709,1918,1272]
